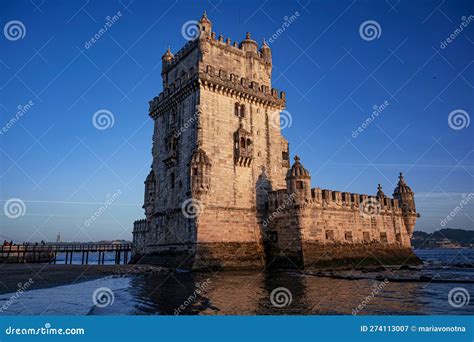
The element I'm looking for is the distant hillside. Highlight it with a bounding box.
[412,228,474,249]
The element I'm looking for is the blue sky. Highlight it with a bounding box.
[0,0,473,242]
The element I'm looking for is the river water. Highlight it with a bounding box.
[1,249,472,315]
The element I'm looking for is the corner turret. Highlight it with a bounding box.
[286,155,311,203]
[240,32,258,53]
[162,46,174,66]
[143,169,156,222]
[393,172,418,236]
[393,172,415,212]
[198,10,212,37]
[161,46,174,86]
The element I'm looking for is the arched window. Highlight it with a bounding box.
[240,137,246,148]
[235,103,240,116]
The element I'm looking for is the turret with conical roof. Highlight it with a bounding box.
[393,172,417,236]
[162,46,174,64]
[161,46,174,86]
[198,10,212,37]
[393,172,415,212]
[286,155,311,202]
[240,32,258,53]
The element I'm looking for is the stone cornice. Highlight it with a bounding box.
[149,66,285,118]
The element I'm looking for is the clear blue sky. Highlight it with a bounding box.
[0,0,473,242]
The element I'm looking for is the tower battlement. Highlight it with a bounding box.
[149,65,285,116]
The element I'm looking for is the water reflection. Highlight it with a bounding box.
[129,269,471,315]
[1,249,472,315]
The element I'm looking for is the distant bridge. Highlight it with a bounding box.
[0,243,133,265]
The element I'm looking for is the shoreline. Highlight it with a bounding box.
[0,264,169,295]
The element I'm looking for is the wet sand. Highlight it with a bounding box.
[0,264,168,294]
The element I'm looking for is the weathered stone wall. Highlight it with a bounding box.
[198,86,288,209]
[300,242,421,268]
[200,35,272,87]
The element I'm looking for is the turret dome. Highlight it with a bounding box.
[191,148,211,165]
[393,172,413,195]
[162,46,174,62]
[286,155,311,179]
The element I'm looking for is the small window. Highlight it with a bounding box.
[240,137,246,148]
[395,233,401,242]
[380,232,388,243]
[345,231,353,241]
[192,167,198,176]
[296,181,304,190]
[363,232,370,242]
[325,230,334,241]
[240,105,245,117]
[282,151,289,160]
[235,103,245,117]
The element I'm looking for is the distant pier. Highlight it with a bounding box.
[0,243,132,265]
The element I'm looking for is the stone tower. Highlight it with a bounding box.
[133,13,420,270]
[133,12,288,269]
